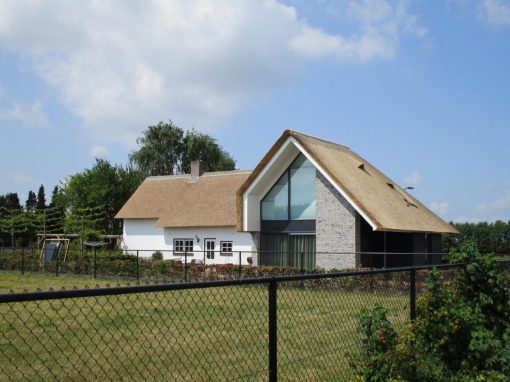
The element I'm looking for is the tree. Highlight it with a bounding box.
[4,193,21,210]
[48,185,67,233]
[65,159,143,234]
[443,221,510,254]
[129,121,184,176]
[25,191,37,211]
[49,186,62,208]
[180,129,236,173]
[36,184,46,210]
[129,121,236,177]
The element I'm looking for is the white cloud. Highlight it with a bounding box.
[0,0,426,146]
[475,189,510,213]
[451,215,483,223]
[480,0,510,26]
[403,171,424,187]
[11,171,35,184]
[0,101,47,126]
[90,145,109,158]
[291,25,396,61]
[292,0,427,62]
[430,201,450,215]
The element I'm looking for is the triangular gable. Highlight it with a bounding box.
[237,130,458,234]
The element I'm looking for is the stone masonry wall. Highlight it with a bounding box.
[315,172,360,269]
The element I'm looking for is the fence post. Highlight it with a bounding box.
[93,247,97,279]
[136,250,139,280]
[56,252,59,277]
[184,250,188,282]
[21,249,25,275]
[300,252,305,273]
[238,251,242,279]
[268,281,278,382]
[410,269,416,321]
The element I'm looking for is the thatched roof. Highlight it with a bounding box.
[237,130,458,234]
[116,171,251,228]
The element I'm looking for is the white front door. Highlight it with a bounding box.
[204,239,215,263]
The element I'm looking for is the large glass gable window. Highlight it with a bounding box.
[261,154,316,221]
[261,174,288,220]
[290,154,316,219]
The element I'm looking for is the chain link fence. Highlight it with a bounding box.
[0,263,471,381]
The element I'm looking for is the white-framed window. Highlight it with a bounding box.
[220,241,233,255]
[174,239,194,254]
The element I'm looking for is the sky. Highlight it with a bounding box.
[0,0,509,223]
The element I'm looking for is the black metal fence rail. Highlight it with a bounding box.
[0,263,472,382]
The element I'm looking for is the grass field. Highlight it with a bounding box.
[0,273,409,381]
[0,272,126,293]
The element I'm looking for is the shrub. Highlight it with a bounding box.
[152,251,163,261]
[350,240,510,381]
[84,229,102,242]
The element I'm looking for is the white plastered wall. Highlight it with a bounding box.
[122,219,257,265]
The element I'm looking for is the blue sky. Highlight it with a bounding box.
[0,0,509,223]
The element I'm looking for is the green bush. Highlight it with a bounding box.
[152,251,163,261]
[84,229,102,242]
[350,240,510,381]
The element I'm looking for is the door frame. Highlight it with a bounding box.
[204,238,216,263]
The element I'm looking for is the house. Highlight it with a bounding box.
[116,130,457,269]
[115,163,257,265]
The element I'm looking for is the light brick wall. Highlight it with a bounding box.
[315,172,359,269]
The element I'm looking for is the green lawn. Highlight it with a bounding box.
[0,272,127,294]
[0,273,409,381]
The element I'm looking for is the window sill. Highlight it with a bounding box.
[220,252,233,256]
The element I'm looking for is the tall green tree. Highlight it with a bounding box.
[36,184,46,210]
[65,159,143,234]
[49,186,63,209]
[48,185,67,233]
[180,129,236,173]
[4,193,21,210]
[25,191,37,211]
[129,121,236,177]
[129,121,184,176]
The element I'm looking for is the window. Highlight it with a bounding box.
[261,153,316,221]
[289,154,316,220]
[220,241,233,254]
[174,239,194,254]
[261,173,289,220]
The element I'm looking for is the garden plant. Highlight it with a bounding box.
[351,241,510,381]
